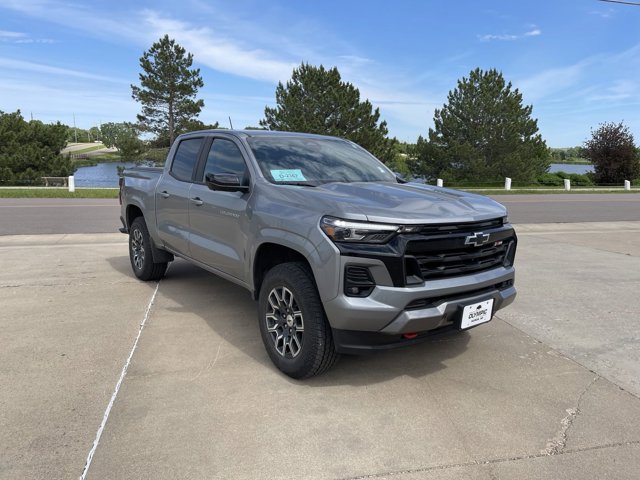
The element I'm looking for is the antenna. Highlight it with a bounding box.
[228,116,234,129]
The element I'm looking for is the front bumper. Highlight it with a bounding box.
[331,282,515,354]
[323,260,516,354]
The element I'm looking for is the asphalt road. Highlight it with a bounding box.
[0,198,121,235]
[493,193,640,223]
[1,194,640,235]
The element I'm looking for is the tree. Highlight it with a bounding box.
[260,63,395,163]
[0,110,72,184]
[100,122,146,160]
[583,122,639,184]
[89,126,101,142]
[67,128,91,143]
[415,68,549,183]
[147,119,220,148]
[131,35,205,146]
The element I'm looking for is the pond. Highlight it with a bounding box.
[73,162,135,187]
[549,163,593,174]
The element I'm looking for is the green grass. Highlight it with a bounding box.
[0,188,119,198]
[72,153,122,168]
[460,187,639,195]
[68,144,106,155]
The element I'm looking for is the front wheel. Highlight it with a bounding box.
[129,217,168,281]
[258,262,339,379]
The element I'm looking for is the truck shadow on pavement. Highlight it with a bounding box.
[108,257,470,386]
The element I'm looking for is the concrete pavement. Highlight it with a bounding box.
[1,223,639,479]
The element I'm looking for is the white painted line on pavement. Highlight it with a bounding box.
[79,279,162,480]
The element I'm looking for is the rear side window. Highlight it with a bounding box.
[202,139,248,183]
[171,138,203,182]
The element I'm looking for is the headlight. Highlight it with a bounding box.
[320,216,400,244]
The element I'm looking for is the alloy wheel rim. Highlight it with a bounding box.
[131,229,145,270]
[265,286,304,358]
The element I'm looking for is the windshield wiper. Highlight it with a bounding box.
[276,181,317,187]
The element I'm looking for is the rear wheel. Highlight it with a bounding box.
[129,217,168,281]
[258,262,339,379]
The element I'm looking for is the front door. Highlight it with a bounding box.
[188,137,251,279]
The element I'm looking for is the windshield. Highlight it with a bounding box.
[246,136,396,185]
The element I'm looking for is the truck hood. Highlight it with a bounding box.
[269,181,507,224]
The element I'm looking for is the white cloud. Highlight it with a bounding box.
[478,26,542,42]
[516,61,588,102]
[478,33,518,42]
[0,57,127,84]
[589,8,615,19]
[0,30,27,38]
[0,29,53,43]
[140,10,296,83]
[0,78,136,127]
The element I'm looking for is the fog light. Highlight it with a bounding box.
[344,265,375,297]
[402,333,418,339]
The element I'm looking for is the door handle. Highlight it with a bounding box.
[190,197,204,206]
[159,191,170,199]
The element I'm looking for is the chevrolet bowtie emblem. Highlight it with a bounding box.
[465,232,490,247]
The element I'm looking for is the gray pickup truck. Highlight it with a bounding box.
[119,129,517,378]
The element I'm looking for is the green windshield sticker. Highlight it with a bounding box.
[271,169,307,182]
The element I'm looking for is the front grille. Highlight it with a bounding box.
[415,218,504,235]
[404,225,515,281]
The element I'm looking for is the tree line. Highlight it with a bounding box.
[2,35,639,186]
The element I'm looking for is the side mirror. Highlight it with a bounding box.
[205,172,249,193]
[394,172,408,184]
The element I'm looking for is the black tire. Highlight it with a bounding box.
[258,262,339,379]
[129,217,168,281]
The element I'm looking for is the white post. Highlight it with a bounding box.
[624,180,631,191]
[436,178,443,187]
[504,177,512,190]
[68,175,75,193]
[563,179,571,191]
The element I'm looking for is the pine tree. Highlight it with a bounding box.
[260,63,395,163]
[0,110,72,184]
[416,68,549,183]
[131,35,204,146]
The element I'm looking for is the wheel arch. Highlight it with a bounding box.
[252,243,314,300]
[126,204,144,229]
[127,205,174,264]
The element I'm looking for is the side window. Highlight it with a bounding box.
[170,138,203,182]
[203,139,248,183]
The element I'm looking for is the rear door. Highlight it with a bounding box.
[156,136,205,255]
[188,136,251,279]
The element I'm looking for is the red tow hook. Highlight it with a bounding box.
[402,333,418,340]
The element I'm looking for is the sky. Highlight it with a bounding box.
[1,0,639,147]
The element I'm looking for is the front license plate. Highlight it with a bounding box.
[461,299,494,330]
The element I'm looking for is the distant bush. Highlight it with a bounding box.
[536,172,564,186]
[536,171,594,186]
